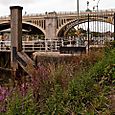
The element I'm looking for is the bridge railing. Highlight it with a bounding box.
[1,9,115,20]
[0,41,11,51]
[0,37,110,52]
[0,40,61,52]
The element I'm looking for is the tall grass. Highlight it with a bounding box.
[0,46,115,114]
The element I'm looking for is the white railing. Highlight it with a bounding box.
[0,41,11,51]
[0,40,61,52]
[0,38,109,52]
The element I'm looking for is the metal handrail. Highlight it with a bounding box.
[0,38,107,52]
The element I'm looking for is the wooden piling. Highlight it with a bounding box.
[10,6,23,72]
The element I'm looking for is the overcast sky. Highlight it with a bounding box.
[0,0,115,16]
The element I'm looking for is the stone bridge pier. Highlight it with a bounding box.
[45,12,57,39]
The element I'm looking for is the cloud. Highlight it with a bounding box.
[0,0,115,16]
[0,1,10,5]
[0,0,37,16]
[0,0,36,5]
[22,0,76,14]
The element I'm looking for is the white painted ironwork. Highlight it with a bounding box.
[0,37,109,52]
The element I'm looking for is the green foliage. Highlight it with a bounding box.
[46,84,65,114]
[42,48,114,114]
[1,47,115,114]
[6,89,37,115]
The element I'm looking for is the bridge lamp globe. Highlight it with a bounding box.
[92,0,101,12]
[93,6,95,11]
[87,1,89,9]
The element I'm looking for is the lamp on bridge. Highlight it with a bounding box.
[77,0,79,27]
[93,0,101,12]
[86,1,92,12]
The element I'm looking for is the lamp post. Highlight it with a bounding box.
[93,0,101,34]
[93,0,101,12]
[87,1,89,10]
[77,0,79,27]
[96,0,101,12]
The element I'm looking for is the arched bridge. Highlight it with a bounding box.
[0,9,115,39]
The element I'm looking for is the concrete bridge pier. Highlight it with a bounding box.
[45,12,57,39]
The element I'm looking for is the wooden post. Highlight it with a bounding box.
[10,6,23,71]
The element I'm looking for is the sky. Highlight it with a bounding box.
[0,0,115,16]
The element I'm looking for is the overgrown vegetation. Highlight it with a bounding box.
[0,43,115,114]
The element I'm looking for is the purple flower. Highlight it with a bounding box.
[19,83,28,96]
[0,95,4,101]
[0,86,9,101]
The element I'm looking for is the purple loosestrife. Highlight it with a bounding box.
[0,85,9,101]
[0,85,10,112]
[19,82,29,96]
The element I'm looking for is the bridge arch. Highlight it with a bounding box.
[56,16,114,37]
[22,21,46,36]
[0,21,46,37]
[0,21,10,31]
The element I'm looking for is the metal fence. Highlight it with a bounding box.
[0,37,108,52]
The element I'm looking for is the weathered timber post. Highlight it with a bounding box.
[10,6,35,77]
[10,6,23,72]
